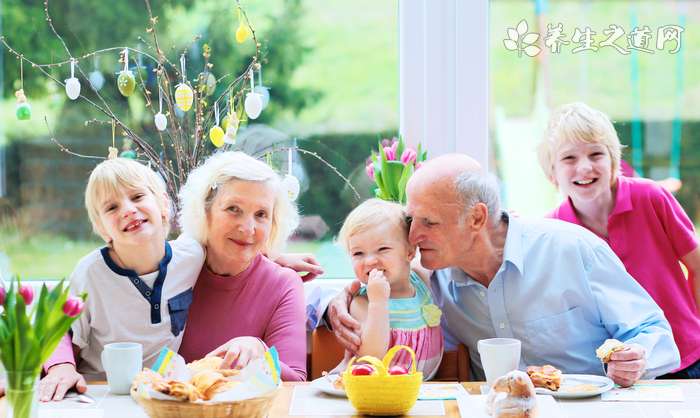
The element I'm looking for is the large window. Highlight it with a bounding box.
[490,0,698,220]
[0,0,398,280]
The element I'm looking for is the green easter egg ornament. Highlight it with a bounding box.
[16,103,31,120]
[117,70,136,97]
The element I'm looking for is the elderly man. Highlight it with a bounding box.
[327,154,679,387]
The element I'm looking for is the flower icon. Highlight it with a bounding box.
[422,303,443,327]
[504,19,542,57]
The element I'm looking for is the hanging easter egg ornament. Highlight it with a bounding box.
[15,59,31,120]
[117,71,136,97]
[254,85,269,109]
[282,148,300,201]
[235,24,252,44]
[15,89,31,121]
[283,174,301,201]
[244,69,263,119]
[175,55,193,112]
[209,102,224,148]
[234,7,252,44]
[175,85,193,112]
[155,113,167,131]
[224,99,240,145]
[117,49,136,97]
[210,127,224,147]
[65,58,81,100]
[154,87,167,131]
[254,66,270,109]
[89,70,105,91]
[89,55,104,90]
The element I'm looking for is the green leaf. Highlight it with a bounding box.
[383,161,405,201]
[395,136,405,161]
[397,163,415,204]
[0,277,85,373]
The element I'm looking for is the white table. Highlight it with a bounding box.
[7,381,700,418]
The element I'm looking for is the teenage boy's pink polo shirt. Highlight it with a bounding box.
[549,176,700,371]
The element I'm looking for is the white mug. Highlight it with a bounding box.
[477,338,521,386]
[101,342,143,395]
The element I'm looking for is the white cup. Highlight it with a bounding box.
[477,338,521,386]
[101,342,143,395]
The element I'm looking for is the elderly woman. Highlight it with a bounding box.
[177,151,307,381]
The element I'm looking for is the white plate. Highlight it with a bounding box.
[535,374,614,399]
[310,374,346,397]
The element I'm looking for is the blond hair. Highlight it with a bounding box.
[84,158,171,240]
[538,102,622,185]
[337,198,410,252]
[178,151,298,257]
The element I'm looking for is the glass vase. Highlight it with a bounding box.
[5,370,39,418]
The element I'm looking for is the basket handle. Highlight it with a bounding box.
[382,345,417,374]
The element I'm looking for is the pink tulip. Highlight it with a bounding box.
[0,287,5,305]
[400,148,417,165]
[415,162,423,170]
[380,138,395,148]
[365,162,375,180]
[18,285,34,305]
[62,297,84,317]
[383,146,395,161]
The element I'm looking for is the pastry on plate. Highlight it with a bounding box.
[526,365,562,391]
[596,339,625,363]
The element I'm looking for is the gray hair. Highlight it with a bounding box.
[453,171,501,226]
[178,151,299,257]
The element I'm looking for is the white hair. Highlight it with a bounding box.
[454,171,501,226]
[178,151,299,257]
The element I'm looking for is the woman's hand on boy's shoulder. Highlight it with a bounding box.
[274,253,325,282]
[39,363,87,402]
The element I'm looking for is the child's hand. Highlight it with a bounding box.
[38,363,87,401]
[366,269,390,302]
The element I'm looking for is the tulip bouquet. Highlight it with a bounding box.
[0,278,86,418]
[365,137,427,204]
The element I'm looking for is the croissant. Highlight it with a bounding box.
[166,381,201,402]
[191,370,228,400]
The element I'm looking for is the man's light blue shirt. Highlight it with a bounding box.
[431,215,680,380]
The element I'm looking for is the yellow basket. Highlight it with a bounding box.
[343,345,423,416]
[131,385,279,418]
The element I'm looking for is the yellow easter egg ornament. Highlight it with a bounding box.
[235,24,251,44]
[175,84,194,112]
[209,126,225,148]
